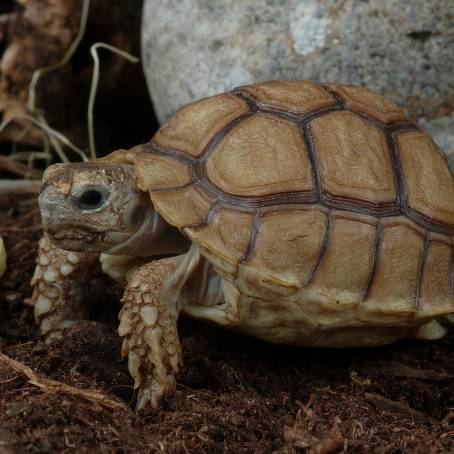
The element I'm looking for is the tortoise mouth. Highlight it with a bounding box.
[52,228,102,244]
[49,227,132,253]
[50,228,109,251]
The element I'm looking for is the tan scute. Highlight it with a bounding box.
[310,111,396,205]
[239,208,327,297]
[361,220,424,322]
[239,80,336,115]
[185,207,254,276]
[309,213,376,307]
[205,114,314,197]
[418,239,454,317]
[150,186,213,229]
[135,152,192,191]
[325,83,406,124]
[153,93,248,157]
[397,131,454,226]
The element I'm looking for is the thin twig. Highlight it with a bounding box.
[28,0,91,111]
[9,151,51,161]
[30,114,88,162]
[88,43,139,160]
[0,114,88,162]
[0,179,42,196]
[0,237,6,278]
[0,156,42,179]
[0,353,126,410]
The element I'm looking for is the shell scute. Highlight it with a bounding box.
[361,219,424,322]
[397,130,454,226]
[184,207,254,276]
[205,114,314,197]
[150,186,213,229]
[134,152,192,191]
[419,239,454,317]
[324,83,406,124]
[308,213,377,309]
[238,208,327,298]
[153,93,248,157]
[310,111,396,205]
[239,80,336,115]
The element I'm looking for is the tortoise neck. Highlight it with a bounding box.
[105,209,188,257]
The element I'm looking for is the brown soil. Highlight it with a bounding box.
[0,199,453,453]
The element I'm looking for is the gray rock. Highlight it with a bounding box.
[142,0,454,155]
[420,113,454,168]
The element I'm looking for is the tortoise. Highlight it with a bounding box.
[33,80,454,410]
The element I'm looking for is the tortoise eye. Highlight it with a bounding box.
[77,188,105,210]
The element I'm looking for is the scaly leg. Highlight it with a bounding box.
[119,245,202,411]
[31,234,99,341]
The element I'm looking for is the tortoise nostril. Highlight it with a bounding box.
[78,189,104,210]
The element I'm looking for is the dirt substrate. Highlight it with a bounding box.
[0,198,453,453]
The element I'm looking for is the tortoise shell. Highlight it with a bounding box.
[134,80,454,327]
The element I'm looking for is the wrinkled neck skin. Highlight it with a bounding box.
[105,208,188,258]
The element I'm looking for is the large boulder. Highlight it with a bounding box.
[142,0,454,160]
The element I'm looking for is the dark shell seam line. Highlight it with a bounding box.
[147,181,195,193]
[198,111,255,162]
[406,207,454,237]
[415,234,430,310]
[305,210,332,286]
[320,195,399,217]
[320,84,346,108]
[386,131,406,210]
[143,143,197,166]
[321,84,417,130]
[361,219,382,303]
[239,209,262,264]
[184,201,220,231]
[192,178,318,208]
[300,123,323,200]
[232,90,343,124]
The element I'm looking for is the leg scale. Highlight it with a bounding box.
[119,259,182,411]
[31,234,99,341]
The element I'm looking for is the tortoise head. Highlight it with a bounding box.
[38,161,167,255]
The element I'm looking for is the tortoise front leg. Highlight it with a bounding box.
[31,234,99,341]
[119,245,202,411]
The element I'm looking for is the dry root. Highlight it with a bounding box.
[0,179,41,196]
[0,352,126,411]
[0,236,6,278]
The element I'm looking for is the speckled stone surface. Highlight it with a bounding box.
[142,0,454,160]
[420,113,454,168]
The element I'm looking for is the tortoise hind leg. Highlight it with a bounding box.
[414,318,451,340]
[31,234,99,341]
